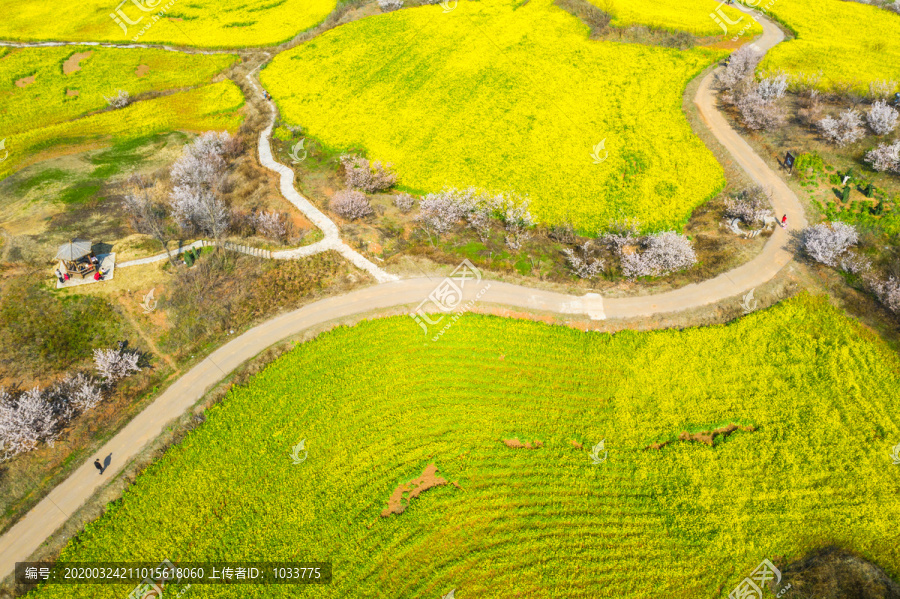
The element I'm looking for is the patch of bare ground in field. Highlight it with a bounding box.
[647,423,756,450]
[502,438,543,449]
[381,464,460,517]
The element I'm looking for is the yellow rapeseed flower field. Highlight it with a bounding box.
[0,0,336,48]
[755,0,900,92]
[0,47,237,137]
[0,80,244,180]
[262,0,728,232]
[25,295,900,598]
[592,0,762,37]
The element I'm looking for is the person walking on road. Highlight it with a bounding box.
[94,459,104,475]
[781,214,788,229]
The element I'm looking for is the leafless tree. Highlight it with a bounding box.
[123,176,178,267]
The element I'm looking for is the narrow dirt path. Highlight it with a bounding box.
[0,10,810,581]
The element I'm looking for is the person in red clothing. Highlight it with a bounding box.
[781,214,788,228]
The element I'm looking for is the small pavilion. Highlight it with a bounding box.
[55,239,96,279]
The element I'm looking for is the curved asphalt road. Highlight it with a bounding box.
[0,9,806,581]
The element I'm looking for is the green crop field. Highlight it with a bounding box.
[755,0,900,93]
[0,0,336,48]
[262,0,728,232]
[0,47,237,137]
[25,295,900,598]
[0,80,244,181]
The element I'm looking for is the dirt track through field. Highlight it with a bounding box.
[0,8,808,582]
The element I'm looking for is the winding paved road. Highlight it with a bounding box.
[0,7,807,582]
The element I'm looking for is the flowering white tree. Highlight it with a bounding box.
[253,211,288,240]
[340,155,396,192]
[94,345,142,382]
[393,193,416,213]
[869,79,898,100]
[817,110,865,146]
[169,131,232,241]
[866,100,899,135]
[104,89,131,108]
[330,190,374,220]
[378,0,403,10]
[737,86,785,130]
[801,222,858,267]
[716,46,761,90]
[865,140,900,173]
[564,242,604,279]
[496,194,535,249]
[620,231,697,279]
[870,276,900,314]
[756,74,788,101]
[0,387,57,462]
[725,186,773,225]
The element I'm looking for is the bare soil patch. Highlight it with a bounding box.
[135,64,150,77]
[15,75,35,88]
[66,89,79,97]
[381,463,458,517]
[647,423,756,450]
[63,51,93,75]
[502,438,543,449]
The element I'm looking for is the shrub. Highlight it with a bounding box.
[725,186,774,225]
[330,190,374,220]
[756,74,788,101]
[378,0,403,10]
[868,79,898,100]
[340,155,397,192]
[866,100,899,135]
[801,222,858,267]
[817,110,865,146]
[620,231,697,279]
[393,193,416,213]
[864,141,900,173]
